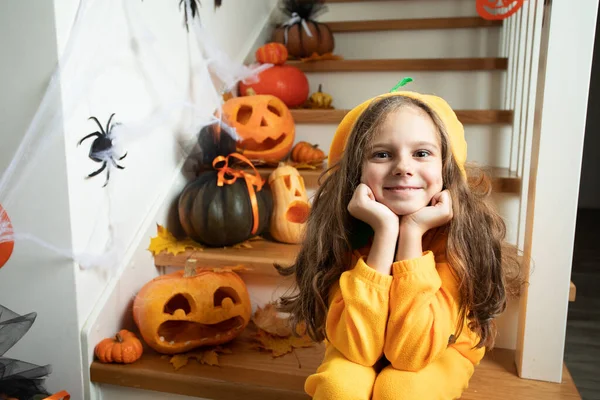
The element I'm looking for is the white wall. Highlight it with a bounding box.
[0,2,83,398]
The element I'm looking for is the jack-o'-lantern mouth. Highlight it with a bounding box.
[157,316,246,345]
[484,1,518,15]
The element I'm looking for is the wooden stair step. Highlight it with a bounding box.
[289,58,508,72]
[291,109,514,125]
[327,17,502,33]
[90,328,580,400]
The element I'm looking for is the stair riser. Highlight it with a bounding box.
[333,29,501,59]
[303,71,506,109]
[295,125,512,169]
[317,0,480,22]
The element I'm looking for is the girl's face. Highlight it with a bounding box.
[361,106,444,216]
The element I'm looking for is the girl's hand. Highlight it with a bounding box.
[348,183,399,233]
[400,190,453,236]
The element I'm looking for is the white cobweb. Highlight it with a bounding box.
[0,0,270,270]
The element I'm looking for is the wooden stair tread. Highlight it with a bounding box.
[327,17,502,32]
[90,328,580,400]
[154,239,299,277]
[288,58,508,72]
[291,109,514,125]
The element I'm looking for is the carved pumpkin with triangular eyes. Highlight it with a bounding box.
[133,261,251,354]
[221,95,295,162]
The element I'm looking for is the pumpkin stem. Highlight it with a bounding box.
[184,258,197,277]
[318,84,322,93]
[115,333,123,343]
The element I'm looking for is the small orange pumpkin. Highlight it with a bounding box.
[221,95,295,162]
[94,330,143,364]
[133,260,252,354]
[291,141,326,164]
[256,43,288,65]
[268,164,310,244]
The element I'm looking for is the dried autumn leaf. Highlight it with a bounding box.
[211,264,251,273]
[253,329,314,358]
[253,303,292,337]
[232,241,253,249]
[148,224,204,256]
[169,347,229,371]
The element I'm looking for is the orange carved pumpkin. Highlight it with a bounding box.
[0,205,14,270]
[238,65,309,108]
[133,260,252,354]
[256,43,288,65]
[94,330,143,364]
[476,0,524,20]
[221,95,295,162]
[268,165,310,244]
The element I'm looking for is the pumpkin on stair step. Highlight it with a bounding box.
[178,162,273,247]
[133,260,252,354]
[272,0,335,58]
[94,330,143,364]
[221,95,296,162]
[268,164,310,244]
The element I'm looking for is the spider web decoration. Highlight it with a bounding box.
[0,305,52,399]
[0,0,271,271]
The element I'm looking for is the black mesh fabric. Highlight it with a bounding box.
[0,305,51,400]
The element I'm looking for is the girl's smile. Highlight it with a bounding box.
[361,105,443,216]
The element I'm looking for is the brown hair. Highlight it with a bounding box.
[276,95,523,350]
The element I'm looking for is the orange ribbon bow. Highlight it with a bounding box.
[212,153,265,235]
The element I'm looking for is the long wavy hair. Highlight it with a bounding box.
[276,95,523,350]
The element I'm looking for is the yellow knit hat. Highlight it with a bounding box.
[327,90,468,176]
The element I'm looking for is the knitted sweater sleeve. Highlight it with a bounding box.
[325,257,393,367]
[383,251,465,372]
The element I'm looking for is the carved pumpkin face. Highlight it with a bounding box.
[221,95,295,162]
[133,266,252,354]
[268,165,310,244]
[0,205,14,269]
[476,0,524,20]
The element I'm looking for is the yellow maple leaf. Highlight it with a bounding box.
[252,303,293,337]
[253,329,314,358]
[148,224,204,256]
[169,347,228,371]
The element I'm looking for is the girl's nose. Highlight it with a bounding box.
[392,158,413,176]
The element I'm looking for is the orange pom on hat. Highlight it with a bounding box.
[327,86,468,176]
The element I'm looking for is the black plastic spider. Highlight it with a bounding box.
[78,113,127,187]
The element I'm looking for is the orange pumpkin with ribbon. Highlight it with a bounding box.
[178,153,273,247]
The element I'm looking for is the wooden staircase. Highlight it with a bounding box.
[89,0,580,398]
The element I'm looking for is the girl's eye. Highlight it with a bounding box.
[414,150,431,158]
[373,151,390,159]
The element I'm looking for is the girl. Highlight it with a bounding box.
[277,87,521,400]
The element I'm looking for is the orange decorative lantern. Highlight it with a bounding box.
[476,0,524,20]
[268,165,310,244]
[239,65,309,108]
[221,95,295,162]
[0,205,14,269]
[256,43,288,65]
[133,260,252,354]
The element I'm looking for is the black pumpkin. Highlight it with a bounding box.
[178,171,273,246]
[197,123,237,171]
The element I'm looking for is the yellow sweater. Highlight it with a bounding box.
[325,231,485,372]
